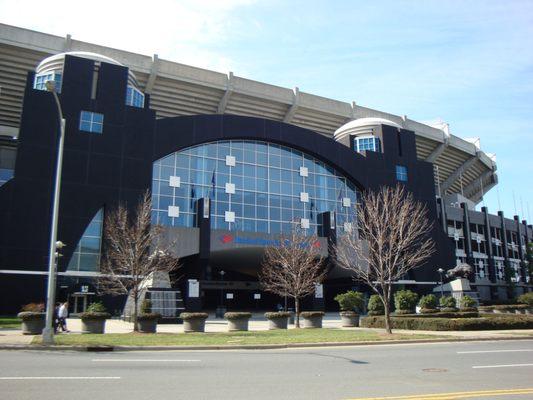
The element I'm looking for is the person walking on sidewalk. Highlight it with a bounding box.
[58,302,70,332]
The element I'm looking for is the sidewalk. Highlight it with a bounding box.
[1,312,532,348]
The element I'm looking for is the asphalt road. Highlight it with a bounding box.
[1,340,532,400]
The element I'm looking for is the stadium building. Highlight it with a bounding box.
[0,24,531,315]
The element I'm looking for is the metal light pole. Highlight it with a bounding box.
[437,268,444,299]
[42,80,66,345]
[219,270,225,307]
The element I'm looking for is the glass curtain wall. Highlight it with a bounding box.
[152,140,361,235]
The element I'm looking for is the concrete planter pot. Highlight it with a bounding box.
[138,318,158,333]
[340,311,359,327]
[268,317,288,330]
[183,318,207,332]
[81,319,107,334]
[227,318,250,332]
[302,316,322,328]
[17,313,45,335]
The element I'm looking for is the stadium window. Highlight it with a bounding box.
[79,111,104,134]
[125,86,145,108]
[33,72,62,93]
[396,165,408,182]
[354,136,381,153]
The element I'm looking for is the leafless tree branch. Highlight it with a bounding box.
[335,184,435,333]
[98,190,180,331]
[259,224,327,327]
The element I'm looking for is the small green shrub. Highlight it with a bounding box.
[394,290,419,312]
[419,294,438,310]
[334,291,365,312]
[300,311,325,318]
[86,302,107,313]
[179,312,208,320]
[80,302,110,320]
[141,299,152,314]
[439,296,456,309]
[224,312,252,320]
[367,295,384,316]
[459,295,477,310]
[265,311,291,319]
[517,292,533,306]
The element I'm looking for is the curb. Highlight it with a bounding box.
[0,336,531,352]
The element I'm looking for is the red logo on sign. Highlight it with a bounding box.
[220,234,234,243]
[312,240,321,248]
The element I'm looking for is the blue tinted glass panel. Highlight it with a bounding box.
[151,140,361,234]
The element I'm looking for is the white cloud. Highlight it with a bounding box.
[0,0,255,72]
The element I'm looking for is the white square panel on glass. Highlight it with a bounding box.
[300,192,309,203]
[226,155,236,166]
[301,218,310,229]
[225,211,235,222]
[169,176,181,188]
[342,197,351,207]
[225,182,235,194]
[344,222,352,233]
[299,166,308,177]
[168,206,180,218]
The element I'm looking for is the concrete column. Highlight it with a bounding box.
[461,203,475,282]
[515,216,527,283]
[482,207,496,283]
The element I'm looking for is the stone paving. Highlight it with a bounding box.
[1,312,532,346]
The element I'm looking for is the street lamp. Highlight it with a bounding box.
[42,80,66,345]
[437,268,445,299]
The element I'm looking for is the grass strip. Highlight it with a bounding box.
[32,329,442,347]
[0,316,20,329]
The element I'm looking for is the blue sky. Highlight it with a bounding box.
[1,0,532,220]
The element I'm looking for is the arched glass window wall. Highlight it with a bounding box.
[152,141,361,235]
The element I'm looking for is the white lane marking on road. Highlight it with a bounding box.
[92,359,200,362]
[0,377,121,380]
[472,363,533,369]
[458,349,533,354]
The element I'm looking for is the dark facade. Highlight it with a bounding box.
[0,54,530,314]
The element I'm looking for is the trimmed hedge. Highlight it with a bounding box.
[479,304,530,312]
[17,312,45,321]
[265,311,291,319]
[393,311,479,319]
[361,315,533,331]
[300,311,325,318]
[420,308,440,314]
[224,312,252,320]
[179,312,208,320]
[137,313,161,321]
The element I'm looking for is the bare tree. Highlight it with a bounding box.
[98,190,180,331]
[259,225,327,328]
[335,185,435,334]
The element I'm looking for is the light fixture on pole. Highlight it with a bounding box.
[437,267,444,299]
[42,80,66,345]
